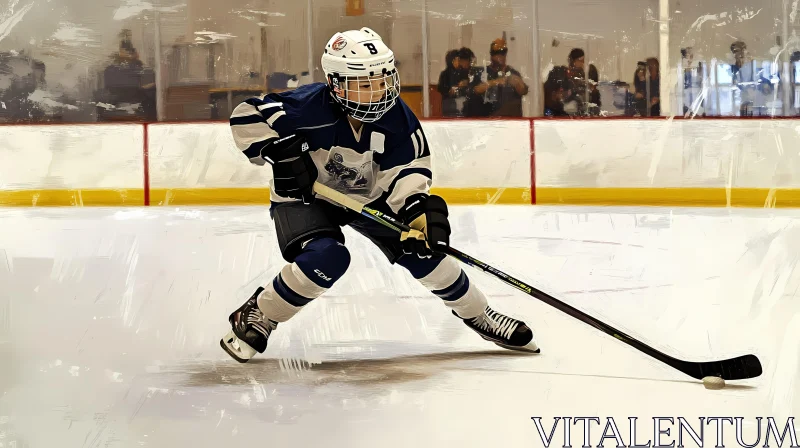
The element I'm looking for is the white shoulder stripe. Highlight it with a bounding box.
[231,122,279,150]
[257,102,284,111]
[266,110,286,126]
[231,109,261,119]
[230,102,261,119]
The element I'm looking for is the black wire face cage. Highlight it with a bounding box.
[328,70,401,122]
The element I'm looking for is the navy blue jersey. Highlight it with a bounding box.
[229,82,432,214]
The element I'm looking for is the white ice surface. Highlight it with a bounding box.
[0,205,798,447]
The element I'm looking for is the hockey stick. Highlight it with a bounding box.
[311,182,763,382]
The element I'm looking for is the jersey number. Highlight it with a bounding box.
[364,43,378,54]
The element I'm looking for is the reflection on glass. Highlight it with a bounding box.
[155,1,308,122]
[675,1,787,117]
[0,0,155,123]
[538,0,660,118]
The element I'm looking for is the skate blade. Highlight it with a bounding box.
[220,329,258,363]
[494,341,541,354]
[480,334,541,354]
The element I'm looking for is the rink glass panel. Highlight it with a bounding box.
[670,0,789,118]
[1,0,800,123]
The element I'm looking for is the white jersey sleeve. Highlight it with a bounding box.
[374,123,433,214]
[229,95,286,165]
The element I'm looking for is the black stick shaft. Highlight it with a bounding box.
[305,183,762,381]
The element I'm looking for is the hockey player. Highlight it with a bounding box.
[221,27,539,362]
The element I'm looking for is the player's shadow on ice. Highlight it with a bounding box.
[178,349,536,388]
[175,350,756,391]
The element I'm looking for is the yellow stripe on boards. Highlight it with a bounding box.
[149,188,272,206]
[0,189,144,207]
[0,187,532,206]
[3,187,800,208]
[535,188,800,208]
[432,187,531,205]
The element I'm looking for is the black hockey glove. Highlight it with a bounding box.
[398,193,451,258]
[262,134,318,204]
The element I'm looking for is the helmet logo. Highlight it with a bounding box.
[332,36,347,51]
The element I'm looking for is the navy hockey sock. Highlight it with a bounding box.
[257,237,351,322]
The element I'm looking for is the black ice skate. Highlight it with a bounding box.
[220,287,278,363]
[455,306,540,353]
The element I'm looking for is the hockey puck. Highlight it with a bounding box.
[702,376,725,390]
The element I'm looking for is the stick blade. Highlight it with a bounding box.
[678,354,762,381]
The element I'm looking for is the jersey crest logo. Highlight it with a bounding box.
[324,153,370,190]
[332,36,348,51]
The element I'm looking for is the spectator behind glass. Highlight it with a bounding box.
[548,48,600,116]
[469,38,529,117]
[587,63,601,115]
[437,49,463,117]
[632,58,660,116]
[681,47,706,116]
[96,29,156,121]
[646,57,661,116]
[792,51,800,114]
[564,48,587,115]
[457,47,476,73]
[730,40,774,116]
[0,50,48,122]
[543,65,574,117]
[436,47,475,117]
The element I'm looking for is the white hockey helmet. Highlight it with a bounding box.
[321,27,400,122]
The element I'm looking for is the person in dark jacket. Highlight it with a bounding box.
[543,65,573,117]
[436,48,472,117]
[469,39,529,117]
